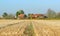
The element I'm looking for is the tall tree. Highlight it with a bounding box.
[16,10,24,18]
[47,9,56,18]
[28,14,33,19]
[2,12,8,18]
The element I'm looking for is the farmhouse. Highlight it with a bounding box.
[28,14,47,19]
[18,14,25,19]
[18,14,47,19]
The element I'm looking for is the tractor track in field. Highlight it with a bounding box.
[33,21,57,36]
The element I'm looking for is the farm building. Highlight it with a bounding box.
[18,14,47,19]
[28,14,47,19]
[18,14,26,19]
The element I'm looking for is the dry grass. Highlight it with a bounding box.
[0,20,60,36]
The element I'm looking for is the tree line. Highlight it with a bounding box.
[0,8,60,19]
[47,9,60,19]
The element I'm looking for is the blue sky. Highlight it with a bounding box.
[0,0,60,15]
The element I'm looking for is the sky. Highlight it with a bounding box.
[0,0,60,15]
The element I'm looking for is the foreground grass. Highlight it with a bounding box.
[22,23,35,36]
[0,20,60,36]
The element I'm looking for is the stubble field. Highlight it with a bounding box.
[0,20,60,36]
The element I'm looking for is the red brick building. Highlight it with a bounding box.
[28,14,46,19]
[18,14,25,19]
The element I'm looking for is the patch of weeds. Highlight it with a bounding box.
[22,23,35,36]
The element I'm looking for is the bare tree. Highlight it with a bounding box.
[47,9,56,18]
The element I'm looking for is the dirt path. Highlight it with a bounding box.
[32,22,39,36]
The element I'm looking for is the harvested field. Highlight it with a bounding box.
[0,20,60,36]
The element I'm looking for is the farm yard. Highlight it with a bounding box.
[0,20,60,36]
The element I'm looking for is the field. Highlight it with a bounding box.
[0,20,60,36]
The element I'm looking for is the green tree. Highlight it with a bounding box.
[47,9,56,18]
[16,10,24,18]
[24,14,27,18]
[28,14,33,19]
[2,12,8,18]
